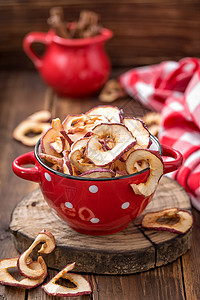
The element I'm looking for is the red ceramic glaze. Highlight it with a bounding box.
[23,27,113,98]
[12,138,182,236]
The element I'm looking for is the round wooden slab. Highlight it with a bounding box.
[9,176,192,275]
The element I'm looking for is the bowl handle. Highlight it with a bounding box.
[162,144,183,174]
[12,151,41,183]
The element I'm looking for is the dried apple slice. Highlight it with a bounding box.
[126,149,164,197]
[41,118,70,157]
[39,153,63,169]
[36,230,56,254]
[121,117,152,161]
[115,170,127,177]
[99,79,127,102]
[123,117,151,148]
[0,257,47,289]
[17,230,55,279]
[50,136,65,154]
[70,137,89,153]
[13,120,51,147]
[133,160,149,172]
[62,114,87,143]
[28,110,51,123]
[86,123,136,166]
[86,105,123,123]
[51,118,70,153]
[142,112,161,138]
[63,151,73,175]
[39,153,64,172]
[141,208,193,234]
[41,128,61,157]
[62,114,108,143]
[42,262,91,297]
[80,168,115,178]
[113,159,147,177]
[69,137,96,173]
[111,159,127,173]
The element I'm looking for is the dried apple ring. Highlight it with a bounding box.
[126,149,164,197]
[13,120,50,146]
[39,153,63,167]
[69,137,96,173]
[41,118,70,157]
[0,257,47,289]
[40,154,64,172]
[86,105,123,123]
[86,123,136,166]
[142,112,161,138]
[27,110,51,123]
[42,262,92,297]
[17,230,55,279]
[123,117,150,148]
[133,160,149,173]
[63,151,73,175]
[142,208,193,234]
[99,79,127,103]
[121,118,152,161]
[111,159,127,174]
[62,113,108,142]
[80,168,115,178]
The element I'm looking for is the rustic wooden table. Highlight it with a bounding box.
[0,70,199,300]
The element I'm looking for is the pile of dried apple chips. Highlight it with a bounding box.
[39,105,165,197]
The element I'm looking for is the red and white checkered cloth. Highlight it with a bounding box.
[119,57,200,211]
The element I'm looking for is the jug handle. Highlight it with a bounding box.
[23,32,50,68]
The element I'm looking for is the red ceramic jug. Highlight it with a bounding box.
[23,27,113,98]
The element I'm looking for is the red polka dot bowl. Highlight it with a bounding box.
[12,136,182,235]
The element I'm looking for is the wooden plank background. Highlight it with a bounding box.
[0,0,200,69]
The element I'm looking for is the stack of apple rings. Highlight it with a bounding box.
[38,105,165,197]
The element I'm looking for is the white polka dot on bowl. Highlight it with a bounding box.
[89,185,98,193]
[65,202,73,209]
[90,218,100,223]
[45,172,51,182]
[121,202,130,209]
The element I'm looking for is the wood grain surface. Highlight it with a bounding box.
[0,70,200,299]
[1,0,200,69]
[9,176,192,275]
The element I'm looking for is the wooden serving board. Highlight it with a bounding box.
[9,176,192,275]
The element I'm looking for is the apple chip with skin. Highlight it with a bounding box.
[141,208,193,234]
[62,150,73,175]
[122,117,151,161]
[126,149,164,197]
[86,123,136,166]
[42,262,92,297]
[0,257,47,289]
[17,230,55,279]
[111,158,127,174]
[62,113,108,143]
[85,105,123,123]
[39,153,64,172]
[80,168,115,178]
[123,117,151,149]
[41,118,70,157]
[69,137,96,173]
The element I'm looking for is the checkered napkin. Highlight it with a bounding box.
[119,57,200,211]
